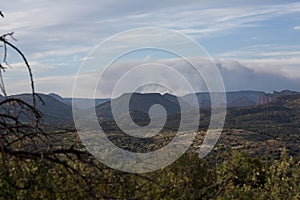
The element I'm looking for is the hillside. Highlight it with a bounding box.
[183,90,298,108]
[9,93,73,124]
[96,93,182,119]
[1,90,298,125]
[225,93,300,138]
[48,93,110,108]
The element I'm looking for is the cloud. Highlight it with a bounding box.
[2,55,300,97]
[2,1,300,54]
[294,25,300,30]
[1,1,300,96]
[31,46,91,60]
[217,60,299,92]
[70,57,300,98]
[217,44,300,82]
[219,44,300,59]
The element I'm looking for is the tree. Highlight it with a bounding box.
[0,11,106,199]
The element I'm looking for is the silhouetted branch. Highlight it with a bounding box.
[0,11,98,187]
[0,32,36,106]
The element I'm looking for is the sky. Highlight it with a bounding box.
[1,0,300,97]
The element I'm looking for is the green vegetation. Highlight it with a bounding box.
[0,148,299,199]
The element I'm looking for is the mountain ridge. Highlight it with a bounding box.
[1,90,298,124]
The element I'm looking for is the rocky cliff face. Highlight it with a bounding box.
[257,94,271,105]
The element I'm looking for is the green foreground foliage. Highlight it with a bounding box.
[0,149,299,199]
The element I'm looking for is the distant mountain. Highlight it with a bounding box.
[48,93,110,108]
[183,90,299,108]
[49,90,299,113]
[225,93,300,137]
[3,93,73,124]
[1,90,298,124]
[64,98,110,109]
[48,93,67,104]
[96,93,182,119]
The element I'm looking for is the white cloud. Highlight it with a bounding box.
[2,56,300,97]
[31,46,91,60]
[1,1,300,96]
[217,44,300,81]
[2,1,300,51]
[294,25,300,30]
[219,44,300,59]
[70,57,300,97]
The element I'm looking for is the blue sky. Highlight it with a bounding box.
[1,0,300,97]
